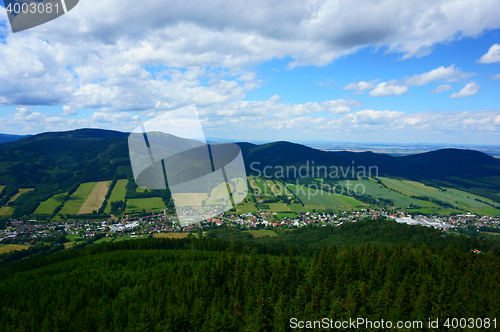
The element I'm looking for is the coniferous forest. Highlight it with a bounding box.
[0,229,499,332]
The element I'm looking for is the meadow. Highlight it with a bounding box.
[0,206,13,216]
[125,197,166,213]
[338,179,436,208]
[244,229,278,238]
[35,192,68,214]
[0,244,29,254]
[60,182,99,215]
[104,179,128,213]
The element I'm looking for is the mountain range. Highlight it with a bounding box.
[0,128,499,207]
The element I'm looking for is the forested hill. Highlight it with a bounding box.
[1,128,499,212]
[0,133,30,144]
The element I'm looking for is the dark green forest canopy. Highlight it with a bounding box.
[0,235,499,332]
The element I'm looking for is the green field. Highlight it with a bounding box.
[0,244,29,254]
[234,203,259,213]
[338,179,436,208]
[105,179,128,213]
[0,206,13,216]
[60,182,98,215]
[288,184,367,210]
[276,212,297,220]
[252,177,274,196]
[125,197,166,213]
[244,229,278,238]
[267,203,291,212]
[289,204,307,213]
[275,180,294,196]
[380,177,498,211]
[66,234,83,241]
[35,192,67,214]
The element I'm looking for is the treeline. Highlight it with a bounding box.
[206,220,499,255]
[411,196,455,208]
[0,238,499,331]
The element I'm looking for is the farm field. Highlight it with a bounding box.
[267,203,291,212]
[289,204,307,213]
[266,180,282,196]
[234,203,258,213]
[105,179,128,212]
[153,233,189,239]
[125,197,166,213]
[306,204,329,212]
[338,179,435,208]
[173,193,208,207]
[276,212,297,220]
[380,177,497,211]
[288,184,367,210]
[35,192,68,214]
[60,182,98,215]
[7,188,34,204]
[0,244,29,254]
[0,206,13,216]
[113,234,149,242]
[205,182,232,206]
[252,177,274,196]
[78,181,112,214]
[244,230,277,238]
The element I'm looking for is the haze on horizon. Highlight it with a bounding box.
[1,0,500,145]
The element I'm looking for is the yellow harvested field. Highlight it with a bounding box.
[153,232,189,239]
[0,244,30,254]
[173,193,208,207]
[78,181,111,214]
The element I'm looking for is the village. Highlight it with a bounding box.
[1,207,499,248]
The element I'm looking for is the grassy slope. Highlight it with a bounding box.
[125,197,166,213]
[60,182,98,215]
[35,192,68,214]
[104,179,128,213]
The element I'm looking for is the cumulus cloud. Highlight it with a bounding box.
[403,65,463,86]
[492,74,500,80]
[369,83,408,97]
[478,44,500,64]
[431,84,451,93]
[450,82,479,98]
[345,65,473,97]
[343,81,377,94]
[62,105,77,115]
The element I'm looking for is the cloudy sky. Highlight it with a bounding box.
[1,0,500,144]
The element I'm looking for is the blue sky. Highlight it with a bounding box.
[0,0,500,145]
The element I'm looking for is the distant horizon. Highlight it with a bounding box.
[0,127,500,151]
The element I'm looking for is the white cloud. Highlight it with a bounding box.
[343,81,376,92]
[346,65,472,97]
[478,44,500,64]
[492,74,500,80]
[403,65,461,86]
[369,83,408,97]
[431,84,451,93]
[450,82,479,98]
[62,105,77,115]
